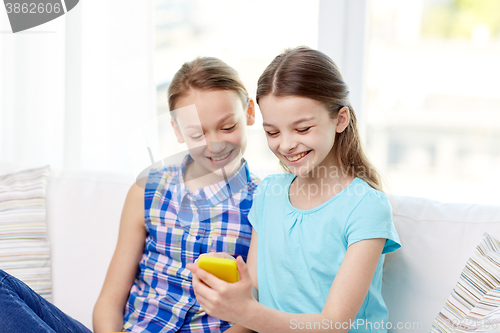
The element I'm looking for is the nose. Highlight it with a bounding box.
[205,133,227,155]
[207,142,226,155]
[278,133,297,154]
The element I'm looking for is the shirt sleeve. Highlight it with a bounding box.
[247,176,271,234]
[345,190,401,254]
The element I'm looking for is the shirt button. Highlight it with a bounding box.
[196,235,201,240]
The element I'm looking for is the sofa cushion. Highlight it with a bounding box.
[0,161,133,329]
[0,165,52,300]
[383,195,500,332]
[46,168,133,328]
[430,232,500,333]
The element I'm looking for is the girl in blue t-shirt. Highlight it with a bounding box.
[188,46,401,333]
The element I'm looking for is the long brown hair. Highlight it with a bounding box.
[256,46,383,191]
[168,57,249,111]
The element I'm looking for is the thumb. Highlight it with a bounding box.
[236,256,250,281]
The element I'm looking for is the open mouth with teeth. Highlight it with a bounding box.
[207,149,234,162]
[284,150,312,163]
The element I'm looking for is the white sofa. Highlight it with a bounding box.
[1,161,500,332]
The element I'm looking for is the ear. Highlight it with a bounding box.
[335,106,350,133]
[171,119,185,144]
[246,99,256,126]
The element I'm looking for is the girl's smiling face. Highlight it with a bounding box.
[172,89,255,178]
[259,94,349,178]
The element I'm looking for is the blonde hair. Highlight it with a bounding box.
[256,46,383,191]
[168,57,249,111]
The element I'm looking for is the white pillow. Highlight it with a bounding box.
[0,165,52,300]
[383,195,500,332]
[430,233,500,333]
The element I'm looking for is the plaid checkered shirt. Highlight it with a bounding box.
[123,155,259,332]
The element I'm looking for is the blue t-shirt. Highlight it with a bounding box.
[248,174,401,333]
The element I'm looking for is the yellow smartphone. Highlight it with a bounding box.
[197,256,239,283]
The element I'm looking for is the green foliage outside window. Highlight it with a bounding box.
[422,0,500,39]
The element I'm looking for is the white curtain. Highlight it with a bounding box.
[0,0,155,176]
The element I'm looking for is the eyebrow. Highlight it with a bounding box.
[216,114,236,124]
[185,124,203,130]
[263,116,315,127]
[184,114,236,130]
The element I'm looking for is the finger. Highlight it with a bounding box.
[191,268,215,292]
[191,275,203,295]
[192,273,219,300]
[194,266,226,289]
[194,292,209,306]
[192,272,210,289]
[194,293,213,314]
[192,272,202,287]
[191,267,213,295]
[236,256,251,281]
[186,263,196,272]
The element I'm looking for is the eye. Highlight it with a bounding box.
[222,124,236,131]
[297,127,311,133]
[190,134,204,140]
[265,131,279,137]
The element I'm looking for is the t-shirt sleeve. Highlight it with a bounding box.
[345,190,401,254]
[247,176,271,234]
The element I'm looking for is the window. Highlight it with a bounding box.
[365,0,500,204]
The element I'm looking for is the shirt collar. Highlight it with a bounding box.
[176,154,250,207]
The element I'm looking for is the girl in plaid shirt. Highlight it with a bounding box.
[93,57,260,333]
[0,57,259,333]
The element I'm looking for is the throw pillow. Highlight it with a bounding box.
[430,232,500,332]
[0,165,52,300]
